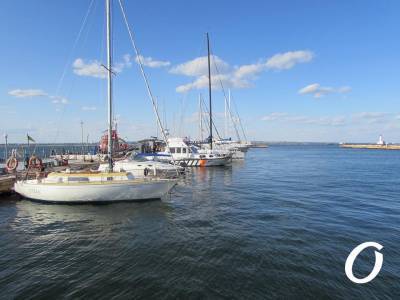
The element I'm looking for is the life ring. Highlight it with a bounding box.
[29,156,43,169]
[144,167,149,177]
[6,157,18,172]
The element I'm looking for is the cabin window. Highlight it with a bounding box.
[183,148,187,153]
[209,155,214,158]
[170,147,176,153]
[200,155,206,159]
[177,148,181,153]
[68,177,89,182]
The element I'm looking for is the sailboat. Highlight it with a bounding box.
[14,0,176,203]
[139,34,232,167]
[196,33,233,161]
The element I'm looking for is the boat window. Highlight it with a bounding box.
[200,155,206,159]
[132,154,148,162]
[209,155,214,158]
[190,146,198,153]
[182,148,187,153]
[177,148,181,153]
[170,147,176,153]
[68,177,89,182]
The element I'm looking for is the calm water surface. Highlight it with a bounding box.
[0,145,399,299]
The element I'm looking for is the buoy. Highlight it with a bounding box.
[6,157,18,172]
[28,156,43,169]
[199,159,207,167]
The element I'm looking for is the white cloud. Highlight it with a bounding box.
[261,112,346,126]
[234,62,265,79]
[353,112,387,119]
[338,86,351,93]
[73,58,108,78]
[8,89,47,98]
[261,112,289,121]
[171,50,314,93]
[8,89,70,105]
[176,73,251,93]
[135,55,170,68]
[352,112,389,124]
[170,55,230,77]
[123,54,132,67]
[266,50,314,70]
[72,55,133,79]
[82,106,97,111]
[50,96,69,105]
[261,111,400,129]
[298,83,351,98]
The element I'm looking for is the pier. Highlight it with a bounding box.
[340,144,400,150]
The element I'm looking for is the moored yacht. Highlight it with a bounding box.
[141,137,232,167]
[14,0,176,203]
[14,171,175,203]
[98,152,184,178]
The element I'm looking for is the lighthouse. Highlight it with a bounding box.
[377,135,385,145]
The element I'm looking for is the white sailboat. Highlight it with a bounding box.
[139,34,233,167]
[195,34,237,161]
[14,0,176,203]
[208,89,252,158]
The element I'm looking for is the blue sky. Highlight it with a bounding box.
[1,0,400,143]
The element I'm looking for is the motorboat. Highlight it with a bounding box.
[98,153,184,178]
[142,137,232,167]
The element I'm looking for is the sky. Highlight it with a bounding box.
[1,0,400,143]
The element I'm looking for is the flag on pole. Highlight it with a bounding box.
[27,134,36,143]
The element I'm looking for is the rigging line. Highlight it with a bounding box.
[200,94,222,140]
[210,51,242,141]
[52,0,96,144]
[232,95,248,141]
[55,0,95,96]
[118,0,179,174]
[118,0,167,143]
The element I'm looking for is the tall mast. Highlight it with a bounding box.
[199,94,203,141]
[207,33,213,149]
[106,0,113,171]
[227,89,231,139]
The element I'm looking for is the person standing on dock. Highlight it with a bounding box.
[24,156,29,170]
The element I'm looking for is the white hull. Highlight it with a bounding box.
[98,159,183,178]
[14,179,176,203]
[175,156,231,167]
[231,150,245,159]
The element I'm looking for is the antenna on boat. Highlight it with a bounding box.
[207,33,213,150]
[106,0,113,172]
